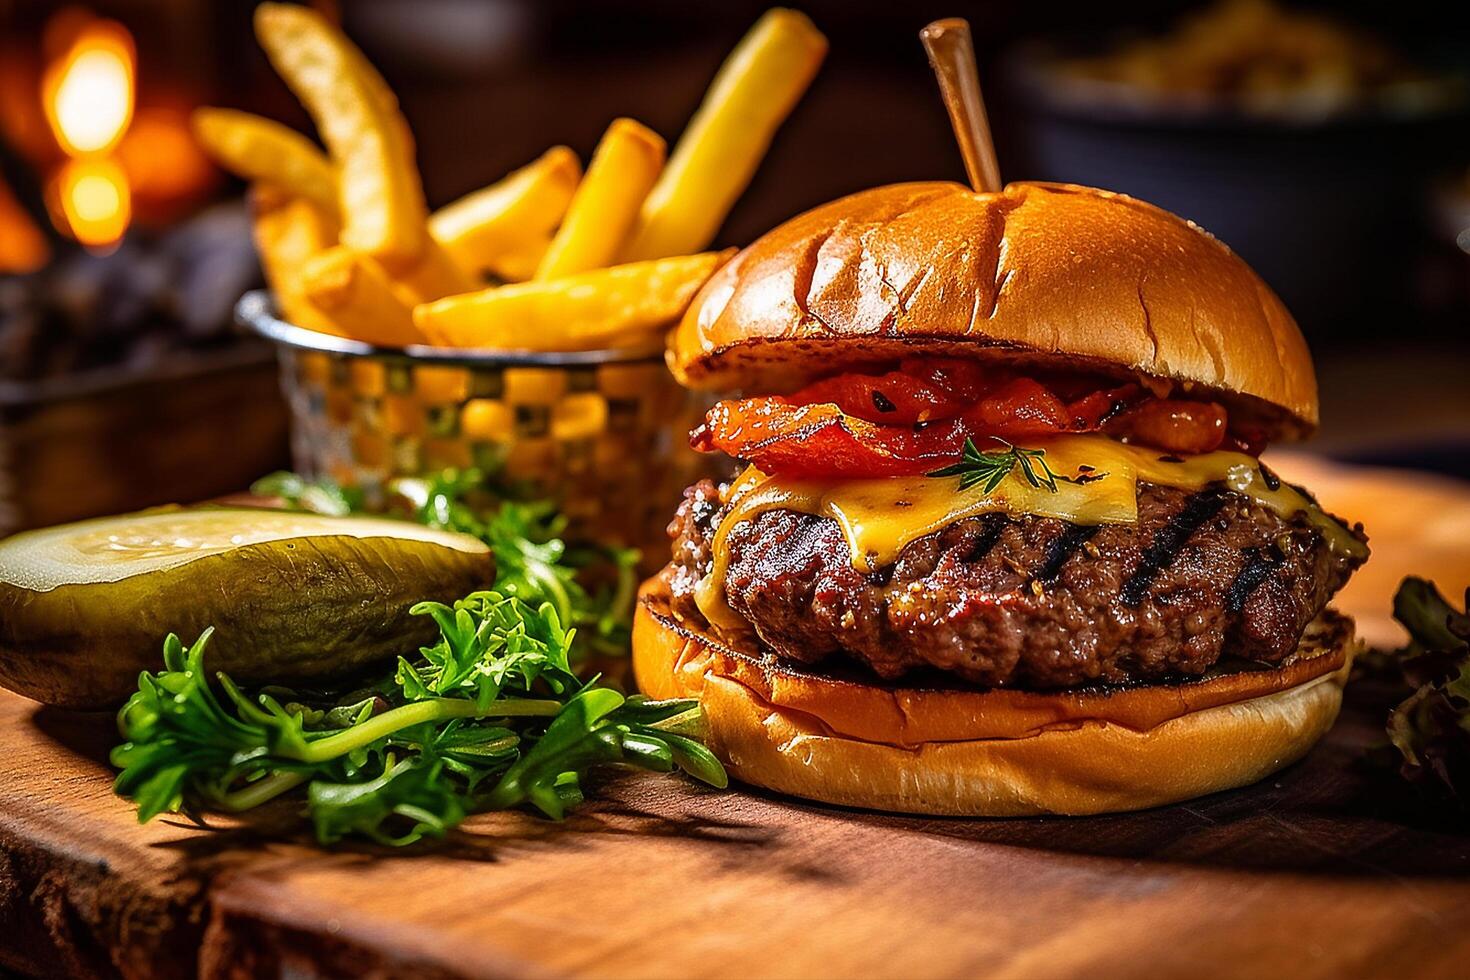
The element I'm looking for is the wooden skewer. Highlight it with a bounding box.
[920,18,1002,194]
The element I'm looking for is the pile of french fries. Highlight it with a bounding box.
[194,4,826,352]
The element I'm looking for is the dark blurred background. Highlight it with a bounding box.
[236,1,1470,337]
[2,0,1468,530]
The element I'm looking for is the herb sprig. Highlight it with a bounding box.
[928,437,1097,493]
[112,591,726,845]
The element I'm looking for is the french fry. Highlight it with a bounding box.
[388,239,479,306]
[250,186,341,336]
[192,107,338,217]
[429,146,580,281]
[623,9,826,261]
[254,3,428,265]
[414,250,733,351]
[535,119,664,281]
[300,246,426,347]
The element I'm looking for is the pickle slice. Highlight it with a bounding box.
[0,508,495,708]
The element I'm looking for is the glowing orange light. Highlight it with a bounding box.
[0,174,51,274]
[42,20,134,157]
[40,14,136,249]
[118,105,218,207]
[54,157,131,249]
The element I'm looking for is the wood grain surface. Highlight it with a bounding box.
[2,457,1468,980]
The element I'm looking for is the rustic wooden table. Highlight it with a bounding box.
[2,456,1468,979]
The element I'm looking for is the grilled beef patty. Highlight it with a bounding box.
[661,478,1366,689]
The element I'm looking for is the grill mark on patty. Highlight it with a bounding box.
[1227,546,1281,612]
[1120,486,1229,606]
[1032,523,1100,584]
[962,514,1009,564]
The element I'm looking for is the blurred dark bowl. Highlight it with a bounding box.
[0,345,289,535]
[1001,41,1470,339]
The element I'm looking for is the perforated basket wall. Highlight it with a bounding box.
[240,293,717,560]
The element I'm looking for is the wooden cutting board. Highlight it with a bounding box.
[3,457,1469,980]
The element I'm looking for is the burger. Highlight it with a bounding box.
[632,181,1370,816]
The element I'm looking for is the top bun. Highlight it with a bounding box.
[670,181,1317,437]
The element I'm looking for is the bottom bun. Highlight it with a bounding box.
[633,577,1358,817]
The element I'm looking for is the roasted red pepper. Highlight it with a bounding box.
[967,377,1071,434]
[788,370,968,425]
[691,399,970,477]
[1104,399,1228,455]
[692,359,1242,477]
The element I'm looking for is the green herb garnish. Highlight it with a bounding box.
[928,437,1097,493]
[1378,578,1470,800]
[111,591,726,845]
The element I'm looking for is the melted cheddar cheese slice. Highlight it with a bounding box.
[694,434,1365,630]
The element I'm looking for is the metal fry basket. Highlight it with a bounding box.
[236,290,713,556]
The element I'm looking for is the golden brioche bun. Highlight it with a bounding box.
[671,181,1317,438]
[634,578,1356,816]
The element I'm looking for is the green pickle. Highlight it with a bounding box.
[0,508,494,708]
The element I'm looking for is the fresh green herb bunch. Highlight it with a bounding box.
[1379,578,1470,799]
[253,468,640,658]
[112,591,726,845]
